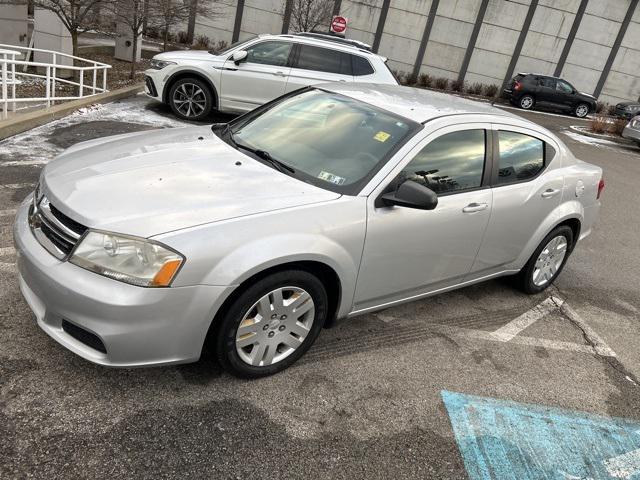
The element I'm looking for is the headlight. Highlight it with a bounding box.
[150,58,177,70]
[70,231,184,287]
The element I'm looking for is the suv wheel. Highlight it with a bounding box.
[574,103,590,118]
[519,94,535,110]
[516,226,573,294]
[215,270,328,378]
[168,77,213,121]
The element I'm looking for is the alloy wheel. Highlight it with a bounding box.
[532,235,568,287]
[520,96,533,109]
[235,287,315,367]
[576,104,589,118]
[172,83,207,118]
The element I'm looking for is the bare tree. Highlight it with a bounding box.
[290,0,333,33]
[149,0,219,51]
[105,0,147,79]
[4,0,106,58]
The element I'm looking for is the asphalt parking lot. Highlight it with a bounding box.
[1,94,640,479]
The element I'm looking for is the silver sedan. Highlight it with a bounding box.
[14,84,604,377]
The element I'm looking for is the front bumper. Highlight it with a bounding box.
[622,125,640,143]
[13,196,230,367]
[143,69,163,100]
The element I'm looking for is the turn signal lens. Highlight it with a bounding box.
[597,178,605,199]
[151,259,183,287]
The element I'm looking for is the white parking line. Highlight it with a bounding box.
[0,182,35,189]
[0,246,15,256]
[604,447,640,479]
[491,297,563,342]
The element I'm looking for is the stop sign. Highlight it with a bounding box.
[331,16,347,34]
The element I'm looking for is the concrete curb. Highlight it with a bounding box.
[0,84,144,141]
[568,125,636,145]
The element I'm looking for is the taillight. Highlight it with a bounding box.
[514,81,522,91]
[597,178,605,199]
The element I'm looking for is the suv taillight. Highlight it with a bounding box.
[514,81,522,91]
[597,178,605,199]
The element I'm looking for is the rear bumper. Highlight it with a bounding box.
[13,196,230,367]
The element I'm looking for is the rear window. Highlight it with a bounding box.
[352,56,374,76]
[497,131,545,184]
[295,45,352,75]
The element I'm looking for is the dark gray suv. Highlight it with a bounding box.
[504,73,596,118]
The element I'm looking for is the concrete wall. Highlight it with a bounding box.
[0,4,28,47]
[190,0,640,104]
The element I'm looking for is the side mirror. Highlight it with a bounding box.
[232,50,248,65]
[380,180,438,210]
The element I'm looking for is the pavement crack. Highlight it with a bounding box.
[551,287,639,388]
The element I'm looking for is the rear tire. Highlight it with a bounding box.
[516,225,574,294]
[519,94,535,110]
[168,77,213,121]
[215,270,328,378]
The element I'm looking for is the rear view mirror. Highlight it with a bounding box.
[380,180,438,210]
[232,50,248,65]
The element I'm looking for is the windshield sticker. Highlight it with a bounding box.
[374,131,391,142]
[318,171,346,185]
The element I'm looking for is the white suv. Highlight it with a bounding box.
[144,33,398,120]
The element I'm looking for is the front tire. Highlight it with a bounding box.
[519,94,535,110]
[168,77,213,121]
[517,226,574,294]
[574,103,590,118]
[216,270,328,378]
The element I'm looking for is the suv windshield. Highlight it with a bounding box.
[225,89,420,194]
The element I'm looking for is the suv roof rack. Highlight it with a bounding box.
[295,32,373,52]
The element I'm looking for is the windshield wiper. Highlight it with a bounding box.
[234,142,295,174]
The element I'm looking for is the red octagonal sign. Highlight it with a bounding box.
[331,16,347,34]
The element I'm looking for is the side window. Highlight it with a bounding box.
[244,41,292,67]
[497,131,545,184]
[352,55,374,76]
[397,130,486,195]
[296,45,352,75]
[556,80,573,93]
[539,77,556,88]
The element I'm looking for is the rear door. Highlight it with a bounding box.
[536,77,557,106]
[219,40,293,112]
[284,44,354,93]
[471,125,563,275]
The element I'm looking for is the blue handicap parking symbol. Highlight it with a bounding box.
[442,391,640,479]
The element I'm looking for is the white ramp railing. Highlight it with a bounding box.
[0,44,111,119]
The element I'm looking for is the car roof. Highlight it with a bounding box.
[318,83,519,124]
[258,33,379,57]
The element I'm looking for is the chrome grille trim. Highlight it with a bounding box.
[29,192,86,260]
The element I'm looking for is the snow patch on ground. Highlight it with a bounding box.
[562,129,621,147]
[0,95,191,166]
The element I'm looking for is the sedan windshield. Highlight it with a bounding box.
[227,89,420,194]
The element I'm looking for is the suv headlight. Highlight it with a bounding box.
[150,58,177,70]
[70,231,184,287]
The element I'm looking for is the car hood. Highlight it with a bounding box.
[41,126,340,238]
[577,91,596,101]
[616,101,640,108]
[153,50,222,62]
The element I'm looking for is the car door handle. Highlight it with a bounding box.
[273,71,286,77]
[541,188,561,199]
[462,202,489,213]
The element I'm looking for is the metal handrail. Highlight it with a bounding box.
[0,44,111,119]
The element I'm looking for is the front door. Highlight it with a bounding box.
[353,125,493,312]
[219,40,293,112]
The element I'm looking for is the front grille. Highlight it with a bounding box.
[145,76,158,97]
[62,320,107,354]
[29,191,87,260]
